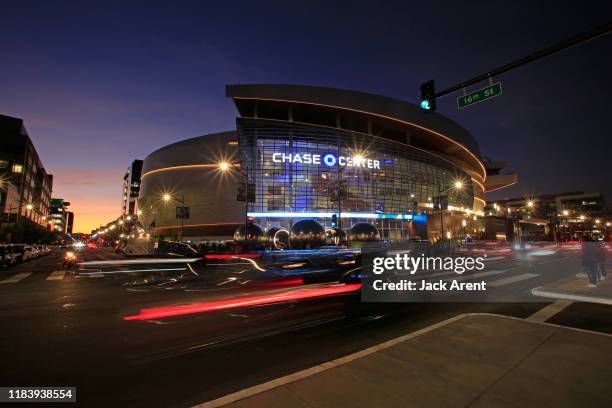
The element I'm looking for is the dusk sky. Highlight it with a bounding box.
[1,1,611,233]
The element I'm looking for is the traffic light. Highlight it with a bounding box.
[331,213,338,227]
[420,80,436,111]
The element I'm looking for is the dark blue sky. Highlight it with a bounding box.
[1,1,611,231]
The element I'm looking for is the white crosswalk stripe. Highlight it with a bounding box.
[47,271,66,280]
[488,273,540,287]
[0,272,33,284]
[447,269,514,282]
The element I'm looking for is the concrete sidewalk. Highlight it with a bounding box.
[196,314,612,408]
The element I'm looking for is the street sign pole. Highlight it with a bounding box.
[420,22,612,109]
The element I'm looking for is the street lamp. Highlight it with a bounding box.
[437,179,464,241]
[218,161,230,172]
[527,200,534,208]
[161,193,186,241]
[220,162,251,242]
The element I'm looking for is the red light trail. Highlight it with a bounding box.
[123,283,361,321]
[205,254,261,259]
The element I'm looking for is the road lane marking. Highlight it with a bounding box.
[440,269,514,283]
[527,300,573,322]
[81,258,201,266]
[403,268,513,280]
[88,273,105,278]
[79,267,186,275]
[487,273,540,287]
[0,272,32,284]
[483,256,505,261]
[47,271,66,280]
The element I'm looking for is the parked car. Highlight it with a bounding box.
[23,246,36,261]
[37,245,51,256]
[0,245,18,266]
[8,244,26,263]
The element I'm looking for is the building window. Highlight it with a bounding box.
[12,164,24,173]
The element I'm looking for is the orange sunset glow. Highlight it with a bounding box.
[50,167,124,233]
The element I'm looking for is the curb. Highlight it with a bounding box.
[532,286,612,305]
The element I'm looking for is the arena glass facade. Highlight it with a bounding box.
[238,118,473,240]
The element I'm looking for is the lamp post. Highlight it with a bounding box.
[6,202,37,224]
[218,161,250,241]
[562,209,569,242]
[162,193,186,242]
[334,158,349,235]
[437,180,464,241]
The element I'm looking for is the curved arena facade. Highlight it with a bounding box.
[138,84,507,244]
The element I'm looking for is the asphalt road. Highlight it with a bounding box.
[0,245,610,407]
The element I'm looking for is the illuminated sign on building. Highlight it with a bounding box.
[271,152,381,169]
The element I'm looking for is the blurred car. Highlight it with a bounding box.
[62,251,79,270]
[87,242,97,249]
[512,241,533,251]
[262,250,360,284]
[153,240,199,258]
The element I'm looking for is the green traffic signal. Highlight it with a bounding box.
[420,80,436,111]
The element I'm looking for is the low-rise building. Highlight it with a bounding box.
[485,192,608,241]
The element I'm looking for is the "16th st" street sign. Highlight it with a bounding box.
[457,82,502,109]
